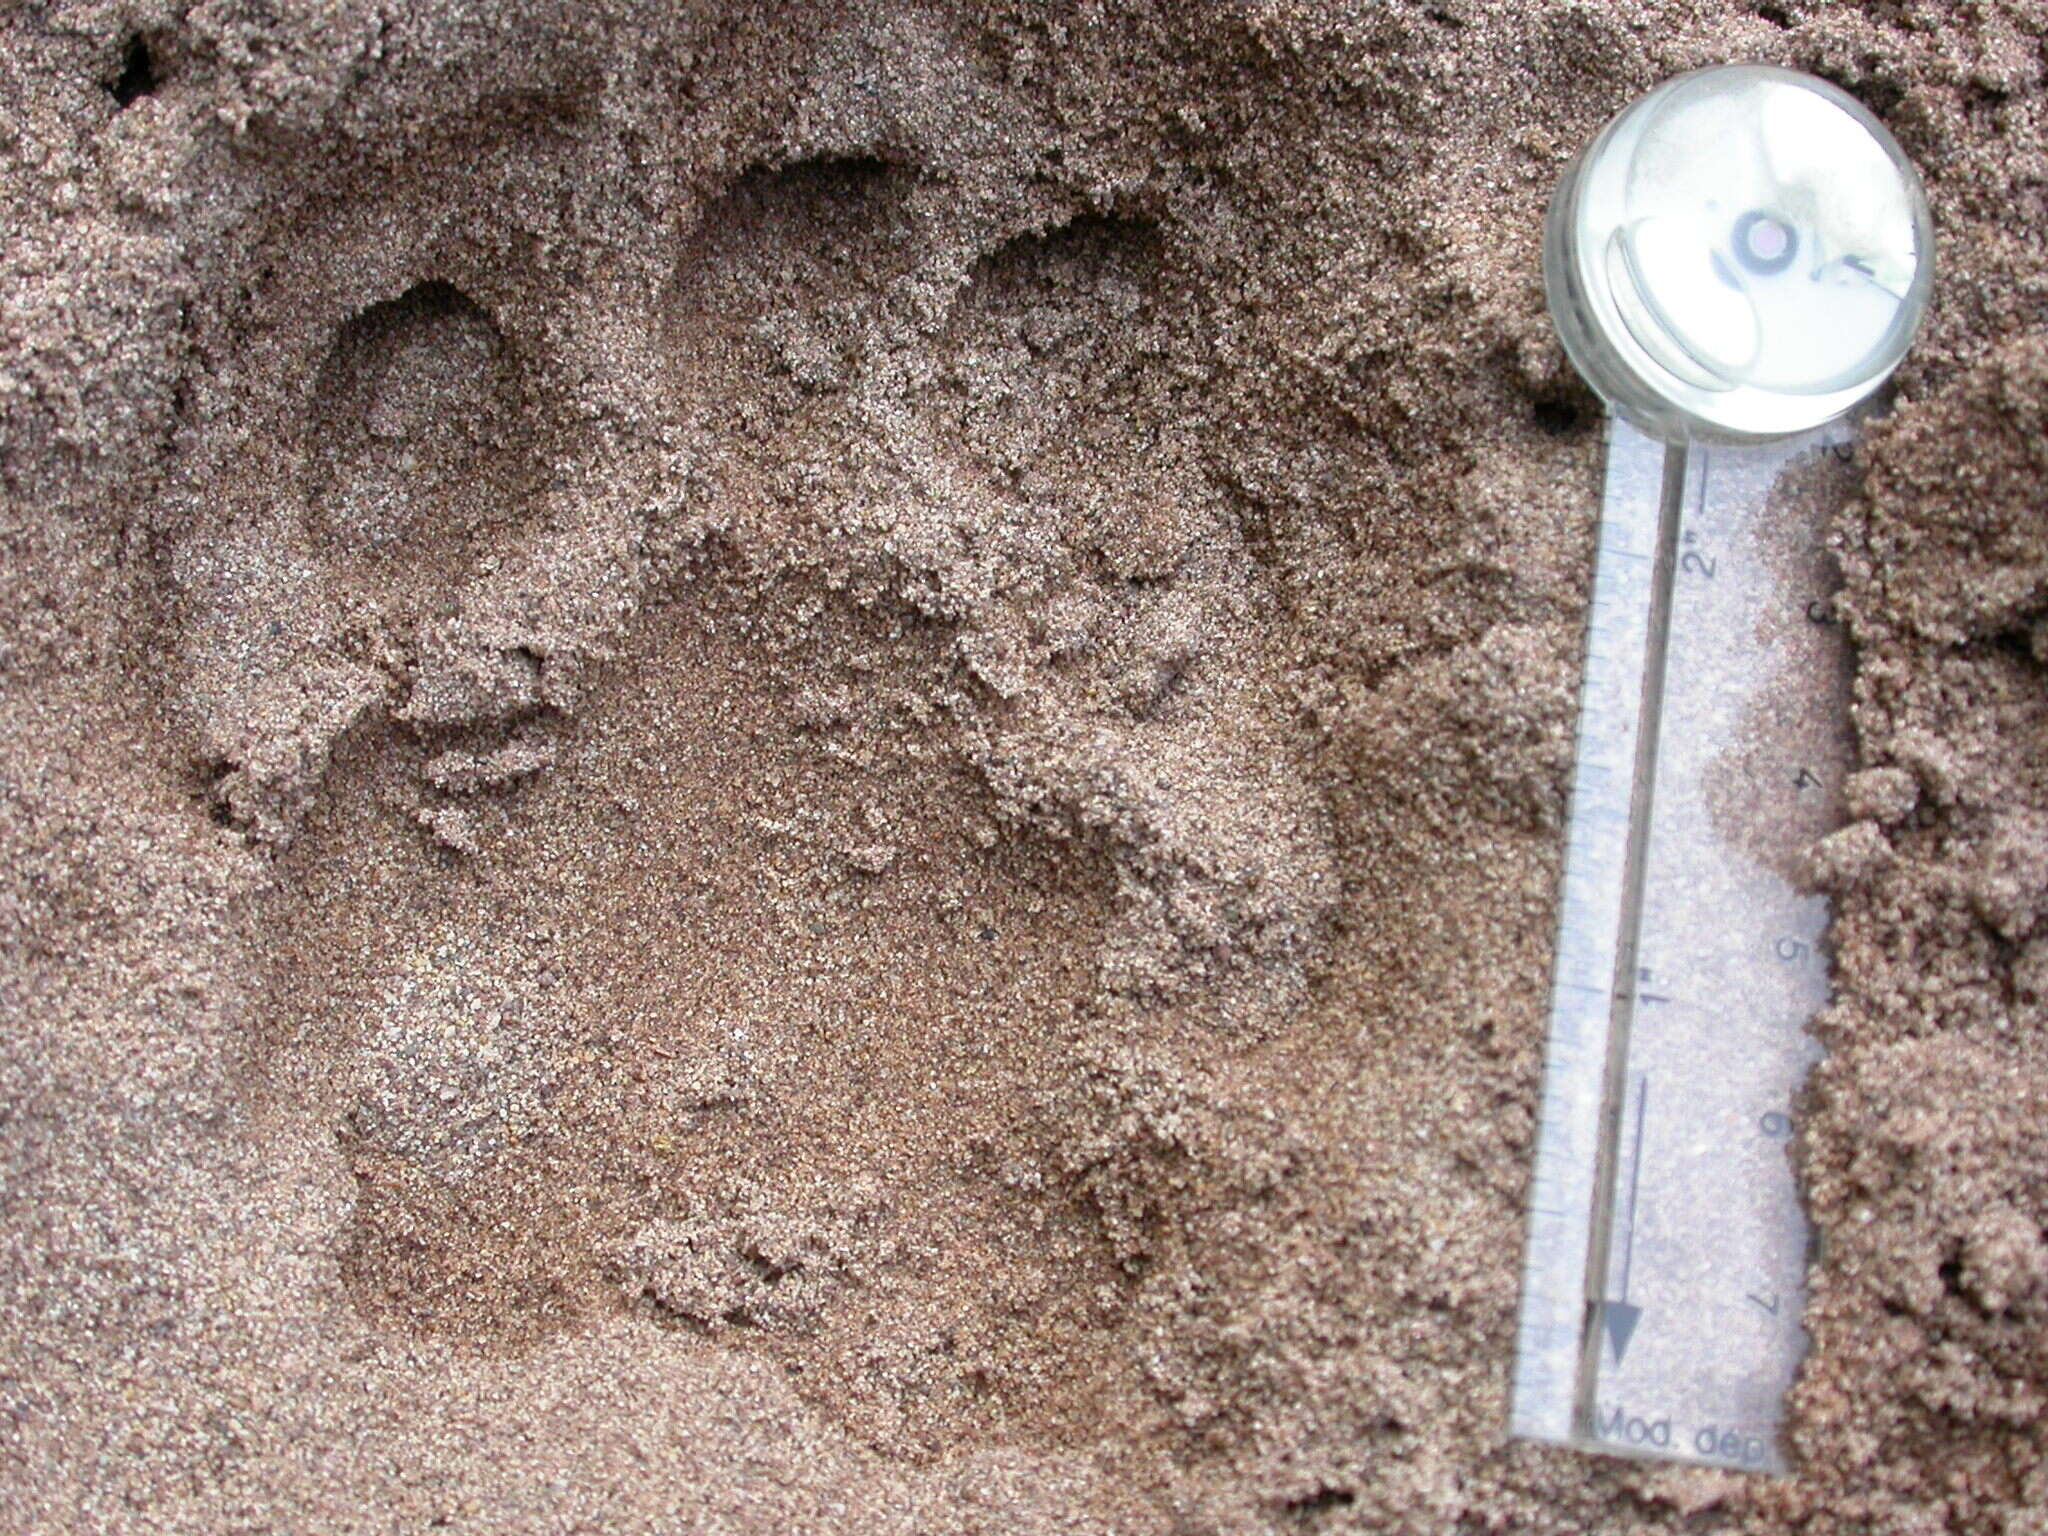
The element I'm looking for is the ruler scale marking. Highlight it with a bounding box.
[1511,417,1854,1472]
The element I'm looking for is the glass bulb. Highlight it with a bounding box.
[1545,64,1934,442]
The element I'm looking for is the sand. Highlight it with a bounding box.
[2,1,2044,1531]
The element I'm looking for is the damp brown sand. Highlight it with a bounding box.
[3,3,2046,1531]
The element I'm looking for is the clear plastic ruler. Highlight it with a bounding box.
[1511,413,1858,1472]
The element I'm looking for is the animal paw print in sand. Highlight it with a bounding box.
[201,146,1154,1461]
[201,142,1335,1460]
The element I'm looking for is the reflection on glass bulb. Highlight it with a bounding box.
[1545,65,1933,442]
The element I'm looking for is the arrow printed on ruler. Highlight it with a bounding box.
[1601,1074,1650,1364]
